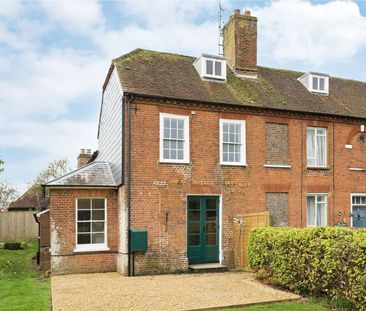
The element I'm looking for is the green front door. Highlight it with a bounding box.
[187,196,219,264]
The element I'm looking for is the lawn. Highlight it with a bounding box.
[0,242,50,311]
[223,300,326,310]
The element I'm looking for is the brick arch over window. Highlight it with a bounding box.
[347,128,366,169]
[346,127,364,145]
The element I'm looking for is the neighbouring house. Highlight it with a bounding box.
[41,10,366,275]
[9,187,49,212]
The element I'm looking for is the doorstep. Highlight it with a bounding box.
[189,263,229,273]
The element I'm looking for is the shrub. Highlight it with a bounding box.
[248,227,366,310]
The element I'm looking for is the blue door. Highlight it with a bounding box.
[353,207,366,228]
[187,196,219,264]
[352,196,366,228]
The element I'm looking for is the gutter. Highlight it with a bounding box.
[33,213,40,265]
[126,94,134,276]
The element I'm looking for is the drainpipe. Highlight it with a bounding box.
[126,94,134,276]
[33,213,40,265]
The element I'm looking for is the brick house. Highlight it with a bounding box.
[42,10,366,275]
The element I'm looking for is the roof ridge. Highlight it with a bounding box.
[113,48,196,63]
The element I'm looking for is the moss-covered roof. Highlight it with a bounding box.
[113,48,366,119]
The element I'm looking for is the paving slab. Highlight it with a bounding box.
[51,271,300,311]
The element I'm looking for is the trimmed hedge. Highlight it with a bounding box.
[248,227,366,310]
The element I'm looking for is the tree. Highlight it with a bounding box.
[0,153,18,211]
[0,181,18,211]
[0,153,4,174]
[27,158,72,210]
[32,158,71,188]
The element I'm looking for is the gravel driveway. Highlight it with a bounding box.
[51,271,300,311]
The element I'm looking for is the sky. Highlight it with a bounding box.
[1,0,366,193]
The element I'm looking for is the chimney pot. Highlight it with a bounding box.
[234,9,240,15]
[244,10,251,16]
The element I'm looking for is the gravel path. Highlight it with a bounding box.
[51,271,300,311]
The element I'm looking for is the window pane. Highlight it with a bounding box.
[178,119,184,130]
[215,61,222,76]
[178,150,183,159]
[206,60,213,75]
[164,129,170,139]
[223,123,228,133]
[78,222,90,233]
[316,133,326,166]
[317,202,326,226]
[319,78,325,91]
[163,150,169,159]
[92,210,104,220]
[178,129,184,140]
[313,77,318,90]
[307,128,315,165]
[92,199,105,210]
[188,211,200,221]
[92,233,104,244]
[164,118,170,128]
[78,234,90,244]
[307,196,315,226]
[206,222,216,234]
[206,234,216,245]
[171,118,177,128]
[78,210,90,221]
[171,129,177,139]
[92,222,105,232]
[188,222,200,234]
[188,235,200,246]
[78,199,90,210]
[188,198,200,210]
[206,211,216,221]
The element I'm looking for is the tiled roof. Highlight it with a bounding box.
[113,49,366,119]
[9,187,49,210]
[45,162,117,187]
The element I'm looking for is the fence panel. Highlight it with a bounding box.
[233,211,269,269]
[0,211,38,240]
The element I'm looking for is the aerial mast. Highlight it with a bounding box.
[217,0,224,56]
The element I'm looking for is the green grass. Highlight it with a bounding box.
[222,301,325,310]
[0,242,50,311]
[222,297,354,310]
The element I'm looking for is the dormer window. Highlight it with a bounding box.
[193,54,227,82]
[311,75,326,93]
[298,72,329,95]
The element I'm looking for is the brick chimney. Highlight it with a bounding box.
[223,9,258,78]
[77,149,92,168]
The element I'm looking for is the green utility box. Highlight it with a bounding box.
[130,229,148,252]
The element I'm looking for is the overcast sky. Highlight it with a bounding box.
[1,0,366,193]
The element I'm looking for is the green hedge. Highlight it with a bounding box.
[248,227,366,310]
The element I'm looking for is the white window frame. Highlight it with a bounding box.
[306,193,328,227]
[310,74,329,94]
[350,193,366,228]
[159,113,190,164]
[307,127,327,168]
[74,197,109,252]
[203,58,226,80]
[219,119,246,166]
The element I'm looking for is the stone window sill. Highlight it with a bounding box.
[74,245,110,253]
[307,166,331,170]
[264,164,291,169]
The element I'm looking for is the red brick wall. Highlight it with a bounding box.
[126,99,366,274]
[39,211,50,271]
[49,188,118,275]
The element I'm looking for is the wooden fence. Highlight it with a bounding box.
[233,211,270,269]
[0,211,38,240]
